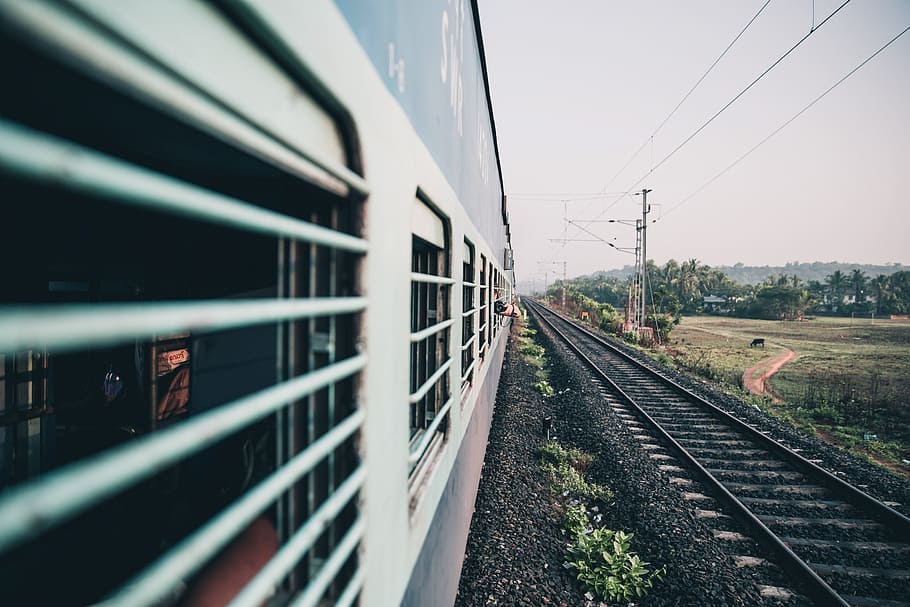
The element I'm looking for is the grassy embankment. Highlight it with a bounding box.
[662,316,910,475]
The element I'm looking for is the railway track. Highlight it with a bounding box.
[527,300,910,607]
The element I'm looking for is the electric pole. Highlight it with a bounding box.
[562,261,567,308]
[636,189,651,334]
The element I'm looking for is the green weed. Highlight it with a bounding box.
[563,504,589,535]
[538,441,609,502]
[566,528,666,603]
[534,380,555,397]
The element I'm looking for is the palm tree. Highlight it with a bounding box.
[825,270,848,307]
[850,269,867,306]
[870,274,888,315]
[679,259,703,312]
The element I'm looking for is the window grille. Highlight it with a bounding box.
[492,269,502,338]
[478,255,488,361]
[0,9,367,605]
[408,199,452,480]
[461,240,476,394]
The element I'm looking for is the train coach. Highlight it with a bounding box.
[0,1,516,605]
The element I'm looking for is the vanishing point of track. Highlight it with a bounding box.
[527,300,910,607]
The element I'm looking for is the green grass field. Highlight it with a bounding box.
[664,316,910,474]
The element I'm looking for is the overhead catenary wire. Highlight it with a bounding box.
[660,23,910,221]
[527,1,851,282]
[604,0,774,192]
[635,0,851,186]
[534,0,819,275]
[508,192,628,202]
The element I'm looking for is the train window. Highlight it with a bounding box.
[408,197,453,489]
[0,11,367,606]
[0,350,49,486]
[492,270,501,338]
[478,255,488,361]
[488,262,495,345]
[461,239,477,395]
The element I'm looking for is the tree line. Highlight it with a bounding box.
[540,260,910,336]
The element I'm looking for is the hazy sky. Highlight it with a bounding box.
[478,0,910,285]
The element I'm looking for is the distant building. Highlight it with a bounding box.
[703,295,728,313]
[843,293,876,305]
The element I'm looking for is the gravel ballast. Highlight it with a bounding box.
[457,311,910,605]
[458,318,771,606]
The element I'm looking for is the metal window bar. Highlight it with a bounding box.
[0,298,367,354]
[0,353,367,553]
[0,121,367,253]
[410,272,455,286]
[408,359,452,405]
[460,334,477,352]
[298,204,344,587]
[0,11,368,603]
[408,396,453,466]
[409,319,455,344]
[99,411,365,607]
[227,466,366,607]
[462,254,475,391]
[289,518,365,607]
[0,0,367,198]
[333,568,365,607]
[409,235,450,479]
[460,359,476,384]
[460,308,477,319]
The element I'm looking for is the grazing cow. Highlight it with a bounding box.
[750,338,765,348]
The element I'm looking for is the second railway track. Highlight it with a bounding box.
[527,299,910,607]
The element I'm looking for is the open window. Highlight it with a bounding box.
[478,255,488,362]
[461,240,476,395]
[408,197,453,492]
[0,8,365,604]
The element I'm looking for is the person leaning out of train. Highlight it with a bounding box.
[494,293,522,318]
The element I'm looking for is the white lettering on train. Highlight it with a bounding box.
[440,0,464,136]
[388,42,405,93]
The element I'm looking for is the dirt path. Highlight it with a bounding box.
[742,348,797,402]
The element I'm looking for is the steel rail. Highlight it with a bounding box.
[533,300,910,537]
[526,300,851,607]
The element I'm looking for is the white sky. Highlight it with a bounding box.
[478,0,910,285]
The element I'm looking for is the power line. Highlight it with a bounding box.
[539,1,822,270]
[598,0,773,198]
[508,192,628,202]
[527,1,850,281]
[660,23,910,220]
[651,1,774,154]
[641,0,851,182]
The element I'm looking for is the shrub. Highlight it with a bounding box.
[533,380,555,397]
[537,440,664,603]
[521,343,546,358]
[538,441,609,501]
[543,462,610,502]
[653,352,675,368]
[563,504,589,536]
[537,440,593,470]
[567,528,665,603]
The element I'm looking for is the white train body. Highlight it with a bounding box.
[0,1,514,606]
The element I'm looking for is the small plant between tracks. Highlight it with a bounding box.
[536,440,665,603]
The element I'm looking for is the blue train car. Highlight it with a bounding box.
[0,1,515,605]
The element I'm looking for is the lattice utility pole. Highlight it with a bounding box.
[561,261,567,308]
[635,189,652,333]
